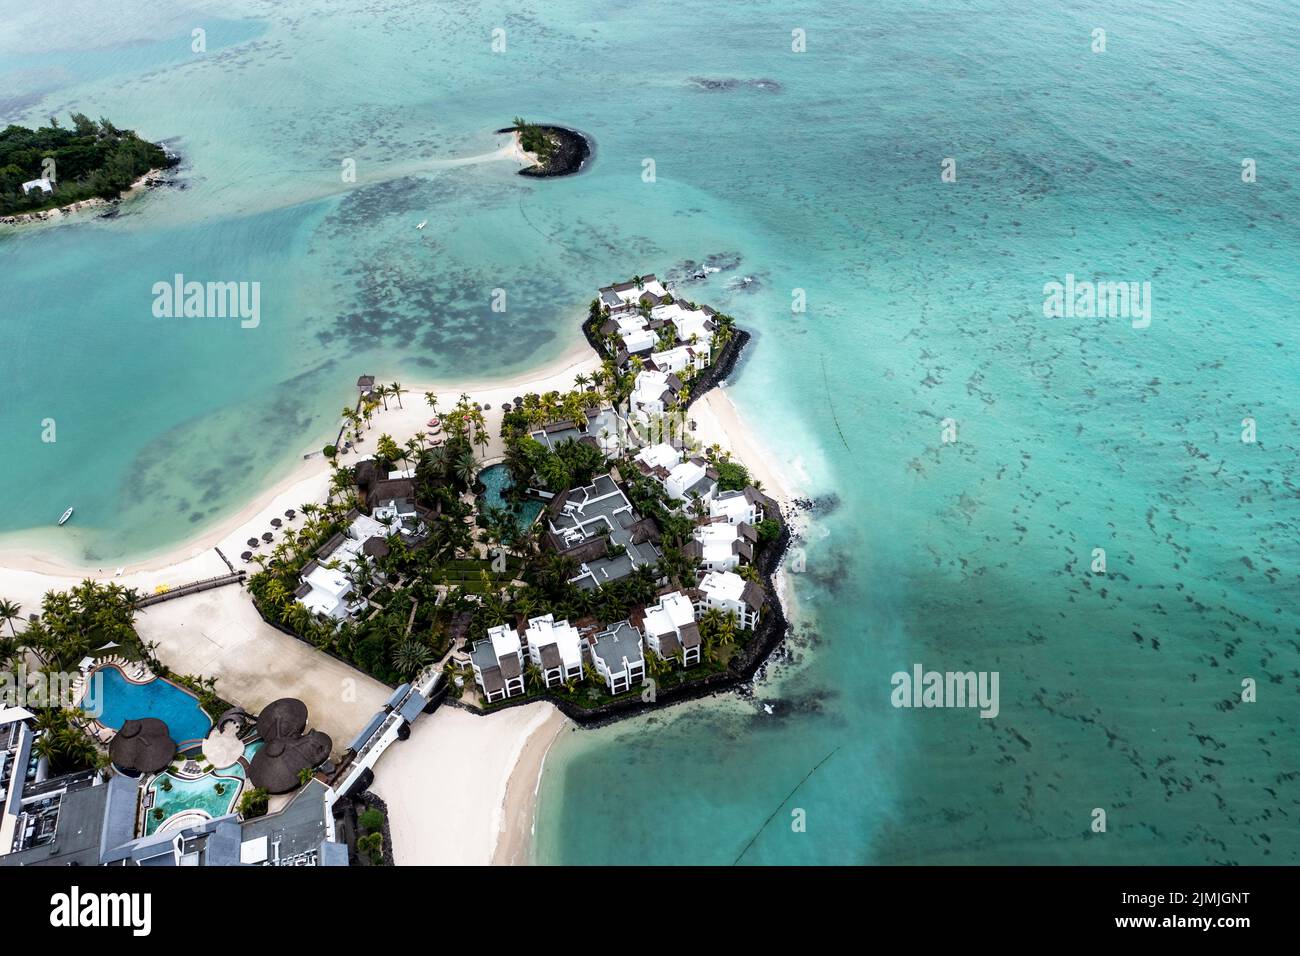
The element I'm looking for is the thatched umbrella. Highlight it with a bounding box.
[247,731,332,794]
[257,697,308,742]
[247,538,260,549]
[240,551,253,562]
[109,718,176,775]
[284,509,296,519]
[270,518,282,528]
[261,531,273,543]
[513,396,523,406]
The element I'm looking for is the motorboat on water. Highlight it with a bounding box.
[58,507,74,526]
[416,220,427,230]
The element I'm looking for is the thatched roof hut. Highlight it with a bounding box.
[248,731,332,794]
[109,718,176,775]
[256,697,308,742]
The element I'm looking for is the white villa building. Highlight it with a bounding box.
[471,624,526,703]
[639,591,703,667]
[633,442,717,508]
[598,275,669,311]
[695,570,765,630]
[524,614,585,688]
[664,458,717,505]
[629,369,683,423]
[648,344,707,377]
[589,621,646,694]
[710,486,779,526]
[294,513,389,620]
[689,521,757,573]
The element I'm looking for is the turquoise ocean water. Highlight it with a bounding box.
[2,1,1297,863]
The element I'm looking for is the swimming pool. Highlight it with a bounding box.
[144,770,242,835]
[85,667,213,746]
[478,464,544,532]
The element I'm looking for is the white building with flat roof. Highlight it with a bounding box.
[524,614,585,688]
[630,369,682,423]
[665,458,716,505]
[589,621,646,694]
[696,570,764,630]
[295,513,389,620]
[640,591,702,667]
[471,624,526,703]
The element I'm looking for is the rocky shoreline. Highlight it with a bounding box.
[0,164,175,227]
[498,124,592,177]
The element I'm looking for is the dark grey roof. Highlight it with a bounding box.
[539,644,561,670]
[386,683,411,708]
[241,780,337,863]
[480,665,504,694]
[679,621,702,649]
[591,621,644,673]
[348,711,387,753]
[316,533,346,559]
[398,692,427,723]
[741,580,765,612]
[497,652,521,680]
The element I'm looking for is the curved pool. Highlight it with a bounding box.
[84,667,213,746]
[478,464,544,532]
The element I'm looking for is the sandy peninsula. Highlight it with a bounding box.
[0,329,802,865]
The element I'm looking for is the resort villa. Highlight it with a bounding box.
[688,521,757,573]
[589,621,647,694]
[295,511,390,620]
[696,570,765,630]
[633,442,718,507]
[629,369,684,424]
[543,473,662,590]
[471,624,527,703]
[710,486,780,527]
[637,591,703,667]
[524,614,585,688]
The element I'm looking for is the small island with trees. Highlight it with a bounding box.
[0,114,176,220]
[500,118,592,178]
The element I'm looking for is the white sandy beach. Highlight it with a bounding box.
[370,701,570,865]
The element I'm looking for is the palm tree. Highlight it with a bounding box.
[374,383,390,410]
[393,639,432,678]
[389,382,405,408]
[0,598,21,638]
[454,450,478,489]
[424,391,439,411]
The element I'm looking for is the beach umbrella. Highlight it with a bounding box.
[247,538,259,548]
[270,518,282,528]
[261,532,273,543]
[284,509,296,518]
[240,551,253,562]
[513,396,523,406]
[109,718,176,775]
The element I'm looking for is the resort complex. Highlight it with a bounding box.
[0,271,788,868]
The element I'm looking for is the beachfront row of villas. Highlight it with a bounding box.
[595,275,721,424]
[468,573,763,702]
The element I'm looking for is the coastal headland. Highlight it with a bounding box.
[0,274,803,866]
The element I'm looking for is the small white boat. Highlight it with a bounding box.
[416,219,427,230]
[58,507,74,526]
